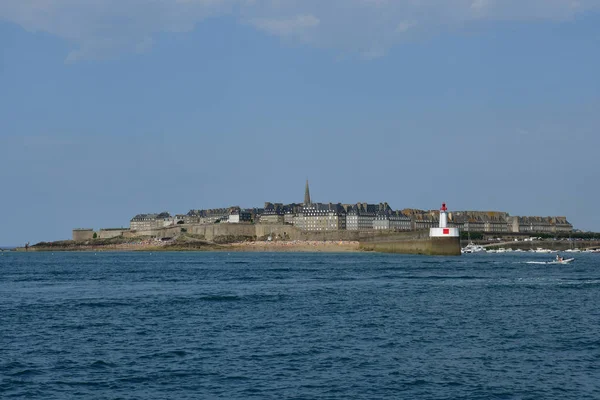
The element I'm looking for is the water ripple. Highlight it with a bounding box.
[1,252,599,399]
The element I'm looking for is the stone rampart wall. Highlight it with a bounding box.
[98,229,129,239]
[123,223,440,245]
[255,224,301,240]
[359,230,431,242]
[299,230,362,241]
[190,224,256,240]
[73,229,94,241]
[360,236,461,256]
[125,226,181,238]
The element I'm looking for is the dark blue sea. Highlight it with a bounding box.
[2,252,599,399]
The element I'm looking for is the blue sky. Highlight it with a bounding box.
[1,1,599,245]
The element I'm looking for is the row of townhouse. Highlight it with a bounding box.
[181,208,236,224]
[507,216,573,234]
[294,203,347,231]
[346,203,390,230]
[131,207,262,230]
[260,202,302,225]
[292,202,414,232]
[130,212,174,231]
[258,200,412,232]
[129,207,573,234]
[423,210,573,234]
[449,211,511,233]
[373,212,412,231]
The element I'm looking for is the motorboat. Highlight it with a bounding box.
[462,242,486,254]
[552,257,575,264]
[526,258,575,265]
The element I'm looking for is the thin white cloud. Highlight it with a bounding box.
[396,20,416,33]
[251,14,319,37]
[1,0,599,62]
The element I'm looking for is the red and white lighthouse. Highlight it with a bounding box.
[430,203,460,238]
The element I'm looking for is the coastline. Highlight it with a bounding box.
[19,239,363,253]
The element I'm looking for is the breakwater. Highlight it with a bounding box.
[360,230,461,256]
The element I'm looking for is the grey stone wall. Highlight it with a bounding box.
[98,229,129,239]
[122,223,450,247]
[73,229,94,241]
[360,234,461,256]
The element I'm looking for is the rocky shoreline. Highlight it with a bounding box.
[19,236,362,253]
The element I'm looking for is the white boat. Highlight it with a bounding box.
[462,242,486,254]
[526,258,575,265]
[534,248,553,253]
[552,258,575,264]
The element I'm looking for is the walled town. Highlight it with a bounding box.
[72,181,573,243]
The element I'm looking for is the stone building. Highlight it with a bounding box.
[114,180,575,236]
[373,211,412,231]
[346,203,391,231]
[510,216,552,233]
[304,180,311,206]
[295,203,347,231]
[260,202,301,224]
[507,216,573,234]
[260,213,285,224]
[551,217,573,233]
[260,204,285,224]
[185,208,230,224]
[73,229,94,241]
[453,211,509,233]
[293,181,347,231]
[174,215,187,224]
[284,212,296,225]
[228,209,253,223]
[435,211,573,234]
[403,209,439,230]
[130,212,173,231]
[98,228,130,239]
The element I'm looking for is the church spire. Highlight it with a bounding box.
[304,180,311,205]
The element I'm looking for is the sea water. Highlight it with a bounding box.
[1,252,599,399]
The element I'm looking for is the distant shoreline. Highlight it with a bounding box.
[18,239,363,253]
